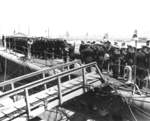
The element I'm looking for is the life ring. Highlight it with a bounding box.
[124,65,133,84]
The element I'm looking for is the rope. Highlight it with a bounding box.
[117,83,150,121]
[133,103,150,119]
[122,95,150,120]
[123,96,138,121]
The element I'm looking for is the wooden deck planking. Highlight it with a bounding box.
[0,72,101,121]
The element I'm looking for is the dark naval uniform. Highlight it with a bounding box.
[111,46,121,78]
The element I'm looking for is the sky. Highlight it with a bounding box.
[0,0,150,39]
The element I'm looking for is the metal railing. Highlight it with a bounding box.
[0,61,103,121]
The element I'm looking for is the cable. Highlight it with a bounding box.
[132,103,150,119]
[123,96,138,121]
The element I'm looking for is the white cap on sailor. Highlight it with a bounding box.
[121,42,127,49]
[113,42,120,49]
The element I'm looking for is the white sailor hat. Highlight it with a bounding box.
[113,42,120,48]
[121,42,127,49]
[113,44,120,49]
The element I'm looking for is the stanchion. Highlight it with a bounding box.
[82,68,86,93]
[57,77,63,105]
[24,88,31,120]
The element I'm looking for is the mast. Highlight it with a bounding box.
[132,30,138,83]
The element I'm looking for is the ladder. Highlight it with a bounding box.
[0,62,104,121]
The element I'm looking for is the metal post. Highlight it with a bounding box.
[11,83,14,90]
[67,65,71,81]
[24,88,31,120]
[11,83,15,101]
[57,77,63,105]
[43,72,47,89]
[82,68,86,93]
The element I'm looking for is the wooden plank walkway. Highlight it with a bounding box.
[0,62,103,121]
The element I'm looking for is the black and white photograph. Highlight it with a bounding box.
[0,0,150,121]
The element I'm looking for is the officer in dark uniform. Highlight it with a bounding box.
[63,47,69,63]
[126,45,135,66]
[111,44,121,78]
[27,38,33,59]
[103,41,113,72]
[94,44,105,71]
[120,46,127,77]
[79,41,86,63]
[62,40,69,63]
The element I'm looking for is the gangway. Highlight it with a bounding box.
[0,60,81,93]
[0,62,105,121]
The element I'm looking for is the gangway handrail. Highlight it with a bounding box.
[0,62,102,99]
[0,60,81,89]
[0,61,104,121]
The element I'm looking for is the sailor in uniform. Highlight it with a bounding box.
[27,39,33,60]
[111,42,121,78]
[103,41,113,72]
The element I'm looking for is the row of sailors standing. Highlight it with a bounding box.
[1,36,72,63]
[108,41,150,79]
[79,40,150,80]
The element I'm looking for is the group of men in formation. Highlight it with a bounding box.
[4,36,73,62]
[2,36,150,88]
[79,40,150,88]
